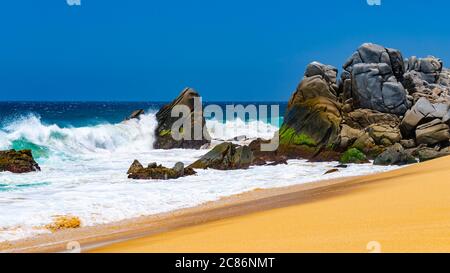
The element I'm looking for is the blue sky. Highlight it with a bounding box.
[1,0,449,101]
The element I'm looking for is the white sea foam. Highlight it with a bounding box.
[0,114,399,242]
[206,118,279,141]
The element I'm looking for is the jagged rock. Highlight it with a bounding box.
[280,96,341,152]
[415,119,450,145]
[127,160,196,180]
[400,139,416,149]
[290,75,337,103]
[351,63,409,115]
[0,150,41,173]
[438,68,450,87]
[127,160,144,174]
[344,109,400,129]
[154,88,211,149]
[339,124,364,149]
[189,142,253,170]
[341,43,409,115]
[304,62,339,94]
[367,124,401,146]
[343,43,405,80]
[400,97,450,137]
[374,143,417,166]
[405,56,443,84]
[351,133,383,158]
[413,147,450,162]
[125,109,145,121]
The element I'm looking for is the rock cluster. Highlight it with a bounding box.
[278,42,450,165]
[127,160,196,180]
[188,142,253,170]
[0,150,40,173]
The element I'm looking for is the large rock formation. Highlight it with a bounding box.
[154,88,211,149]
[342,43,410,115]
[189,142,253,170]
[127,160,196,180]
[0,150,41,173]
[278,62,342,161]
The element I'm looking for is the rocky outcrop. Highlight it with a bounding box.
[344,109,400,129]
[189,142,253,170]
[374,143,417,166]
[341,43,410,115]
[128,161,196,180]
[154,88,211,149]
[367,124,401,146]
[413,147,450,162]
[278,62,342,161]
[350,63,409,115]
[400,97,450,138]
[0,150,41,173]
[125,109,145,121]
[415,119,450,145]
[405,56,443,84]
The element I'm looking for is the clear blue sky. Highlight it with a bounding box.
[1,0,449,101]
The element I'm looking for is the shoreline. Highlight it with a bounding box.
[4,155,450,252]
[1,173,370,253]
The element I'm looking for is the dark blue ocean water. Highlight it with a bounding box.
[0,101,286,128]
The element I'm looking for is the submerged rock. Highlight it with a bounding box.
[125,109,145,121]
[374,143,417,166]
[154,87,211,149]
[128,161,196,180]
[0,150,40,173]
[324,168,339,175]
[189,142,253,170]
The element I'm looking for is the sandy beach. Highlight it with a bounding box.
[92,155,450,253]
[2,156,450,253]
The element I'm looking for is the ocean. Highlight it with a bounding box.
[0,102,396,242]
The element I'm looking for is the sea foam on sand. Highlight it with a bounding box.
[0,113,398,242]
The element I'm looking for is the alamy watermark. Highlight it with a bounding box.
[67,0,81,6]
[367,0,381,6]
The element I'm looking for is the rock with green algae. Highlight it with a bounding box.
[277,62,342,161]
[127,161,196,180]
[0,149,41,173]
[339,148,369,164]
[188,142,253,170]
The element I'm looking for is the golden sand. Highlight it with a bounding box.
[93,156,450,253]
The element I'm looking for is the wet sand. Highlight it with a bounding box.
[93,156,450,253]
[3,156,450,253]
